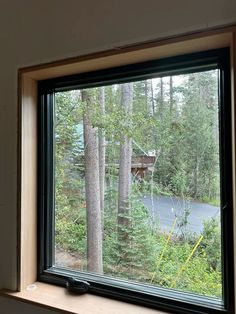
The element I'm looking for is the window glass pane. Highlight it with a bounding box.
[54,70,221,299]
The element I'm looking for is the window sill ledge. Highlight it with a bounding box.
[0,282,168,314]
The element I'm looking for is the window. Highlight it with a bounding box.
[38,48,234,314]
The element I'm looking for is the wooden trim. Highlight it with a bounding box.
[18,25,236,301]
[19,23,236,76]
[21,33,232,81]
[19,76,38,290]
[1,282,163,314]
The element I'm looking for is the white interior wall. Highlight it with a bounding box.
[0,0,236,313]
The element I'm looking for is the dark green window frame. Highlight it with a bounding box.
[38,48,234,314]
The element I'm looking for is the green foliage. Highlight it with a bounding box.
[200,217,221,271]
[103,198,157,281]
[55,179,222,298]
[54,73,222,299]
[55,196,87,256]
[151,233,221,297]
[170,167,187,196]
[154,71,220,203]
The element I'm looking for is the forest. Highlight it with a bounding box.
[54,69,222,298]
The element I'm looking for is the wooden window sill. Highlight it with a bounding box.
[0,282,168,314]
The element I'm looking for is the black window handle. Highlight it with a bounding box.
[66,278,90,294]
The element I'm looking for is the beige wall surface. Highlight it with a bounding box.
[0,0,236,313]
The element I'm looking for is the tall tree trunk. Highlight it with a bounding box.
[150,79,155,116]
[145,80,148,113]
[193,155,199,199]
[98,87,106,219]
[160,77,164,121]
[169,76,173,118]
[82,90,103,274]
[157,78,164,185]
[118,83,133,237]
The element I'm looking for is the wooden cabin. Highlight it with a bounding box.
[131,155,156,180]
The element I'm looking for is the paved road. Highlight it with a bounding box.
[142,195,220,234]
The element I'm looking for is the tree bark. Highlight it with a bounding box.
[118,83,133,233]
[150,79,155,116]
[98,87,106,218]
[169,76,173,117]
[82,90,103,274]
[160,77,164,121]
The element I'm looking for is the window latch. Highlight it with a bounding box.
[66,277,90,294]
